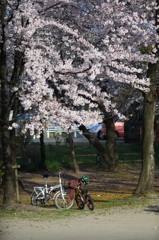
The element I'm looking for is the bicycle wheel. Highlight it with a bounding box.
[85,193,94,210]
[75,194,85,209]
[54,191,74,209]
[31,190,45,206]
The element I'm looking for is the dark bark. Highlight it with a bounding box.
[135,63,156,194]
[78,124,117,171]
[10,101,19,167]
[9,129,16,165]
[103,115,119,171]
[0,2,15,203]
[68,133,80,174]
[40,131,47,170]
[97,101,119,171]
[135,2,159,194]
[2,132,15,204]
[0,2,25,204]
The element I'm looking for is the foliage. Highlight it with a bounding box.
[45,159,61,172]
[140,45,154,55]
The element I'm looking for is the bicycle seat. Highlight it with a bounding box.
[41,174,49,178]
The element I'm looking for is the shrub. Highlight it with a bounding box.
[45,159,60,172]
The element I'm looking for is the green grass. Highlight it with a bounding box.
[0,192,158,220]
[46,141,159,167]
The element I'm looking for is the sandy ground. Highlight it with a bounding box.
[0,205,159,240]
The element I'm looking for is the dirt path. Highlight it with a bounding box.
[0,205,159,240]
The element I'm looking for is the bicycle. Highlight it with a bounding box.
[30,171,74,209]
[75,176,94,210]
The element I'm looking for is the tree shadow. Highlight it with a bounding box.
[144,205,159,213]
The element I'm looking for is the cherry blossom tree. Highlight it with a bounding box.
[1,0,159,203]
[19,0,158,177]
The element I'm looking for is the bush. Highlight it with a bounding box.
[45,159,61,172]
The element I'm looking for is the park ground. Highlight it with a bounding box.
[0,204,159,240]
[0,163,159,239]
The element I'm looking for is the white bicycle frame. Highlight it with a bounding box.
[31,172,66,202]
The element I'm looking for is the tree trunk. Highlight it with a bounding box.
[1,117,15,203]
[135,63,156,194]
[9,129,16,166]
[0,2,15,204]
[104,115,119,172]
[0,2,25,204]
[10,128,17,191]
[68,133,80,174]
[78,124,117,171]
[10,102,19,167]
[40,131,47,170]
[2,129,15,204]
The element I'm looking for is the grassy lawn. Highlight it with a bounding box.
[0,191,158,220]
[16,141,159,172]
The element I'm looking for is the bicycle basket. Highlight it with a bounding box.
[81,176,89,184]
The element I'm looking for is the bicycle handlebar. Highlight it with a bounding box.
[40,171,65,182]
[59,170,65,177]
